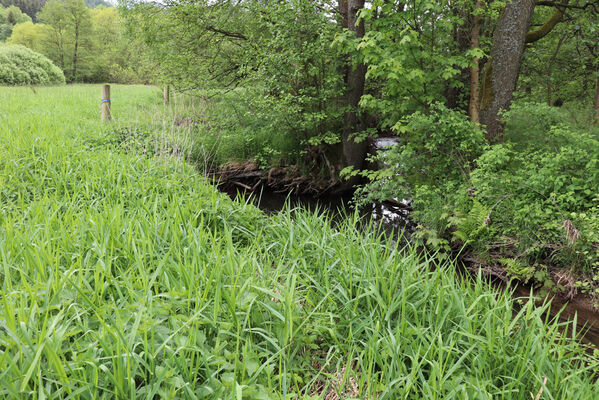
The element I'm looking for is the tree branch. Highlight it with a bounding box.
[205,25,247,40]
[526,9,563,43]
[535,1,599,13]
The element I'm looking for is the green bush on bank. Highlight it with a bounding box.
[0,44,65,85]
[358,102,599,284]
[469,103,599,276]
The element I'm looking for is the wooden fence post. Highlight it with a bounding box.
[164,85,170,106]
[101,85,111,122]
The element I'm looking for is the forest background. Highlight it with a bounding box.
[1,0,153,83]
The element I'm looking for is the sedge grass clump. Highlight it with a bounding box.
[0,85,598,399]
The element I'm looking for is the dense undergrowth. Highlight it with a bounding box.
[161,88,303,169]
[357,101,599,299]
[1,85,599,398]
[89,87,304,172]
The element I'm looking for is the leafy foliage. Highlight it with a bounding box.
[0,4,30,40]
[6,20,46,51]
[0,0,48,20]
[123,0,349,174]
[471,109,599,272]
[0,43,64,84]
[357,101,599,286]
[5,1,154,83]
[353,103,485,209]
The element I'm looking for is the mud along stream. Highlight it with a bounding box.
[219,137,599,351]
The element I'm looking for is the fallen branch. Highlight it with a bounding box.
[233,181,253,190]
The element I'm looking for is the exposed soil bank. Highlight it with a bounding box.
[515,285,599,348]
[210,135,402,196]
[211,161,343,196]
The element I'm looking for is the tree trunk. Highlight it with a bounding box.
[72,23,79,82]
[469,0,483,124]
[594,67,599,125]
[340,0,368,172]
[338,0,348,29]
[479,0,536,142]
[547,33,566,106]
[57,32,64,70]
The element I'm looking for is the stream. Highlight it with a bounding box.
[220,137,599,351]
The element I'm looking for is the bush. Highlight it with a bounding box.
[0,44,65,85]
[355,102,599,282]
[470,125,599,273]
[353,103,486,215]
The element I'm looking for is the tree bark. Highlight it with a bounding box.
[479,0,537,142]
[525,9,563,43]
[72,22,79,82]
[338,0,348,29]
[594,67,599,125]
[547,33,566,106]
[469,0,483,124]
[340,0,368,171]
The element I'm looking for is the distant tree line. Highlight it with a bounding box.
[1,0,153,83]
[1,0,110,20]
[0,4,30,40]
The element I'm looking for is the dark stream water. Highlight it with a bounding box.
[221,137,599,350]
[222,137,415,241]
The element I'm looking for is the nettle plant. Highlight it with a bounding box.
[470,126,599,273]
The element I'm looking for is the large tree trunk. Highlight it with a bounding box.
[468,0,483,124]
[339,0,368,172]
[479,0,536,142]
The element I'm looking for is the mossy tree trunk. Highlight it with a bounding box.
[479,0,537,142]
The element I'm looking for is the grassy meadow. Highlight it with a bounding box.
[1,85,599,399]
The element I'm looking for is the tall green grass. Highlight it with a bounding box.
[0,85,598,399]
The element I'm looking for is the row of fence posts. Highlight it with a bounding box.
[100,84,170,122]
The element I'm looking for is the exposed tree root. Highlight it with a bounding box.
[210,161,346,196]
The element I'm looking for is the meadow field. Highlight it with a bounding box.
[1,85,598,399]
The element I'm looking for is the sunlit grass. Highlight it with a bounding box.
[0,85,598,399]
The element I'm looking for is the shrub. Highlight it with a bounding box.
[0,44,65,85]
[355,102,599,281]
[352,103,486,219]
[470,125,599,272]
